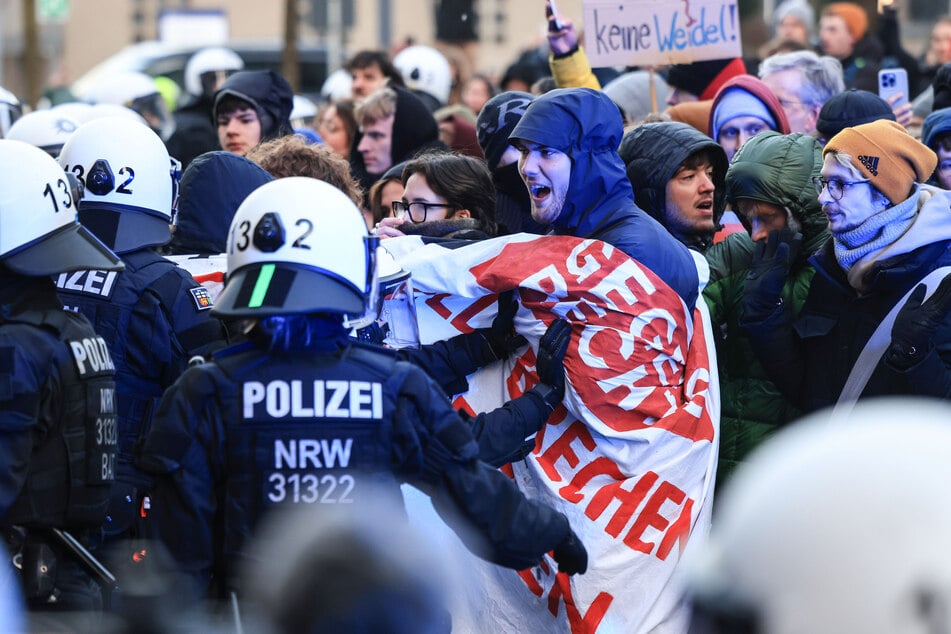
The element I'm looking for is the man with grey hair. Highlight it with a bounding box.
[759,50,844,134]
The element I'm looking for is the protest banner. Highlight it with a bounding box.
[385,233,720,633]
[583,0,742,67]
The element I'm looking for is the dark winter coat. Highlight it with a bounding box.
[703,131,829,486]
[165,95,218,171]
[618,121,729,251]
[741,187,951,414]
[165,151,274,255]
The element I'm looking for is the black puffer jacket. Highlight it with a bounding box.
[619,121,728,251]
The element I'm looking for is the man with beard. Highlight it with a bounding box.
[509,88,700,308]
[618,121,729,252]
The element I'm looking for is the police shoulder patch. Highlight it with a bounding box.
[189,286,214,311]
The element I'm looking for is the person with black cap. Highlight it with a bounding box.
[0,139,123,614]
[813,88,896,146]
[56,116,229,558]
[213,70,294,156]
[138,177,588,603]
[476,91,545,235]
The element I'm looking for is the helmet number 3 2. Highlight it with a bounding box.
[231,213,315,253]
[63,163,135,196]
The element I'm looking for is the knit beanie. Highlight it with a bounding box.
[823,119,937,204]
[815,89,895,142]
[822,3,868,41]
[711,88,777,140]
[476,91,534,172]
[773,0,816,39]
[602,71,669,122]
[665,57,747,101]
[922,107,951,150]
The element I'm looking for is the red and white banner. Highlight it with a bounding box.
[385,233,720,633]
[165,253,227,301]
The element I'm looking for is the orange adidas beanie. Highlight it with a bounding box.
[823,119,937,204]
[822,3,868,41]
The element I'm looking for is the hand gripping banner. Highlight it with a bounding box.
[386,233,720,634]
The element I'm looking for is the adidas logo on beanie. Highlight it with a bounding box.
[824,119,936,204]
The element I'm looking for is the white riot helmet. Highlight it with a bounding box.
[320,68,353,101]
[393,45,452,107]
[184,46,244,98]
[214,177,377,318]
[83,103,150,126]
[52,101,95,124]
[0,86,22,138]
[87,71,175,140]
[0,139,121,275]
[688,397,951,634]
[290,94,318,128]
[58,116,178,254]
[6,109,80,157]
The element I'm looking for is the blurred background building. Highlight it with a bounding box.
[0,0,941,107]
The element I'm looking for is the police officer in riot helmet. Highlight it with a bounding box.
[55,117,229,564]
[139,177,588,602]
[0,140,123,612]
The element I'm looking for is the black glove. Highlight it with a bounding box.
[552,526,588,575]
[529,318,571,411]
[482,290,528,360]
[742,228,801,321]
[886,276,951,370]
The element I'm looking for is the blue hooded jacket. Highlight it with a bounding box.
[510,88,699,308]
[165,151,274,255]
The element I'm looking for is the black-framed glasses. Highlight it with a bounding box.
[812,176,871,201]
[391,200,454,223]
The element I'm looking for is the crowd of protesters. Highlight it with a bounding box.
[2,0,951,631]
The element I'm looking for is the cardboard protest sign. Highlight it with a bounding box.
[583,0,742,67]
[385,233,720,633]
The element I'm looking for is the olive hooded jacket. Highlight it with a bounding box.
[703,131,830,487]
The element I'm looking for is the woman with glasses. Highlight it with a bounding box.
[375,152,498,240]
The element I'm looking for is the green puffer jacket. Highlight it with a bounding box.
[703,131,830,489]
